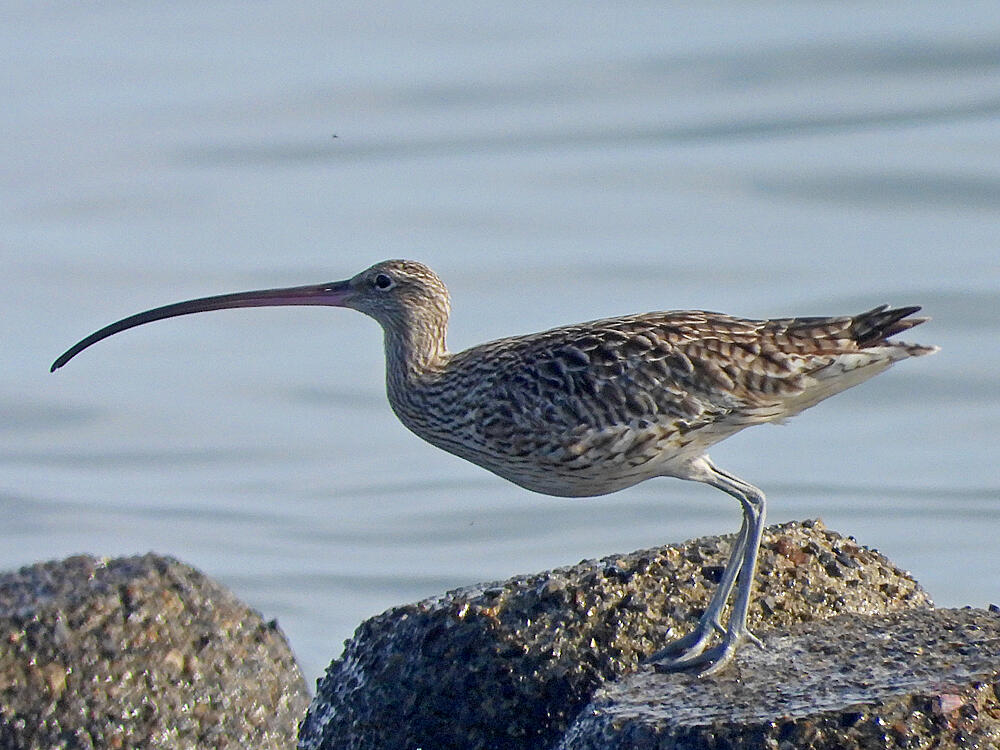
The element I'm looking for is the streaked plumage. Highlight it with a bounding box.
[51,258,938,674]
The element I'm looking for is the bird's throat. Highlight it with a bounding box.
[382,322,449,390]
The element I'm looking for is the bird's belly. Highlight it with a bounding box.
[487,463,647,497]
[425,426,707,498]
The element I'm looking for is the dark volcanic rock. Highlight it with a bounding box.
[0,553,309,750]
[298,520,931,750]
[558,607,1000,750]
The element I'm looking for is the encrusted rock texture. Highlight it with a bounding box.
[558,607,1000,750]
[0,553,309,750]
[299,519,931,750]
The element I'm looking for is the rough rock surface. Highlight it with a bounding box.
[0,553,309,750]
[298,520,931,750]
[558,607,1000,750]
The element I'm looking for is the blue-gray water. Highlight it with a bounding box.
[3,2,999,685]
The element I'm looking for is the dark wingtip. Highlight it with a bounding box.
[852,304,932,347]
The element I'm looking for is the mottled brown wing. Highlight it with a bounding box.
[456,305,933,461]
[469,312,795,440]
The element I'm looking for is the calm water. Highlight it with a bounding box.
[3,2,999,685]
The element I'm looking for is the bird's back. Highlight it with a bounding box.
[387,306,936,497]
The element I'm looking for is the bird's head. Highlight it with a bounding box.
[341,259,451,335]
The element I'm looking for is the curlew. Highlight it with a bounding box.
[51,259,937,674]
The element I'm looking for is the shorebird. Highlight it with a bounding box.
[52,259,937,674]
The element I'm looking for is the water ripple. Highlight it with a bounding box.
[753,172,1000,211]
[181,98,1000,166]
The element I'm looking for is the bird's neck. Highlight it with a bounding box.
[382,317,450,396]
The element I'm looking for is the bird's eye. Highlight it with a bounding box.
[373,273,394,290]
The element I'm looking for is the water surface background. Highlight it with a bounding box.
[3,2,999,685]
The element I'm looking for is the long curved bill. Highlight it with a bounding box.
[50,279,354,372]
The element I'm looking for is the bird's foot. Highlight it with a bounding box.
[647,624,762,677]
[644,619,722,665]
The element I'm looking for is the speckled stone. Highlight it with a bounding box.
[298,520,931,750]
[0,553,309,750]
[558,607,1000,750]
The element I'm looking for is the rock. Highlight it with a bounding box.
[557,607,1000,750]
[0,553,309,750]
[298,520,931,750]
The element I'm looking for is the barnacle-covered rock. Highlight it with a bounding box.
[299,520,930,750]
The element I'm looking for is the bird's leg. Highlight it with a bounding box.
[708,462,767,652]
[649,457,766,675]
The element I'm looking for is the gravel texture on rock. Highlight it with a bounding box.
[557,607,1000,750]
[299,520,931,750]
[0,553,309,750]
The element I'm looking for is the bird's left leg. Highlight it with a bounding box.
[649,456,766,675]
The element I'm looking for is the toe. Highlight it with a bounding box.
[645,626,713,665]
[649,627,762,676]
